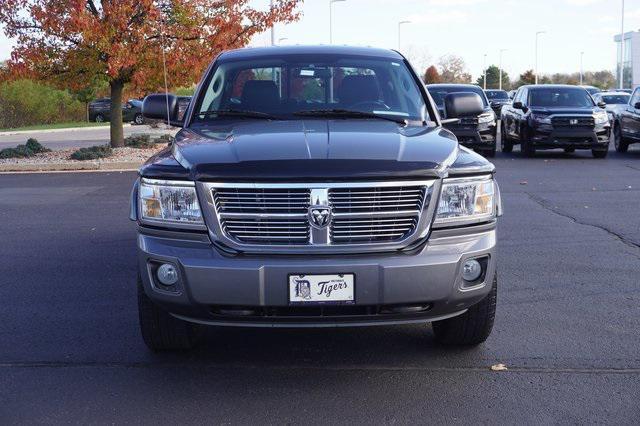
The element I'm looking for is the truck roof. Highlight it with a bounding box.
[218,45,403,61]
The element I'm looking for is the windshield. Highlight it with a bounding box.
[427,86,488,107]
[528,88,595,108]
[601,94,630,104]
[485,90,509,100]
[194,56,428,122]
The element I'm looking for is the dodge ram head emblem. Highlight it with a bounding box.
[309,206,331,228]
[570,119,578,125]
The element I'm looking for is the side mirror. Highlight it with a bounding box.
[597,101,607,109]
[143,93,183,127]
[634,102,640,110]
[444,92,484,118]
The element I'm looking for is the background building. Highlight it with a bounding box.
[614,30,638,89]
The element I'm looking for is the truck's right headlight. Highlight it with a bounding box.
[138,178,205,229]
[434,176,497,226]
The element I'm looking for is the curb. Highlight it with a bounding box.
[0,123,132,136]
[0,161,142,173]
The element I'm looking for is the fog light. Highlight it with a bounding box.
[462,259,482,282]
[157,263,179,286]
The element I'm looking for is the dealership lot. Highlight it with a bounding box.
[1,146,639,423]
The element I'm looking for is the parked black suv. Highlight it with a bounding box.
[427,84,497,157]
[501,85,610,158]
[485,89,511,117]
[611,86,640,152]
[132,46,502,351]
[88,98,145,124]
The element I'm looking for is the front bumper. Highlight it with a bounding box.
[446,122,497,148]
[529,124,610,149]
[137,225,497,328]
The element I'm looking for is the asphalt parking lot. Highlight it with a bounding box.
[1,145,639,423]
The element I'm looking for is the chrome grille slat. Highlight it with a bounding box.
[208,182,432,248]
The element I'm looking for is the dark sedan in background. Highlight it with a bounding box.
[501,85,610,158]
[485,89,511,117]
[427,84,497,157]
[88,98,145,124]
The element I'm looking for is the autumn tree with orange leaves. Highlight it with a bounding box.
[0,0,301,147]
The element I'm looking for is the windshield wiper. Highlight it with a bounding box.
[197,109,276,120]
[293,109,408,125]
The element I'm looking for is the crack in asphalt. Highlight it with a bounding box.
[0,361,639,374]
[526,192,640,259]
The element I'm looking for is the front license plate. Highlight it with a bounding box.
[288,274,355,304]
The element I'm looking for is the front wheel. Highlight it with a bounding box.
[592,149,608,159]
[520,130,536,157]
[137,275,201,351]
[614,123,629,153]
[481,147,496,158]
[500,123,513,153]
[432,274,497,346]
[134,113,144,125]
[94,114,105,123]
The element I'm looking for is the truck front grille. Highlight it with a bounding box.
[205,181,435,252]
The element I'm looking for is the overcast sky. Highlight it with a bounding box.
[1,0,635,80]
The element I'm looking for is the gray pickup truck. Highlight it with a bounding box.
[131,46,502,351]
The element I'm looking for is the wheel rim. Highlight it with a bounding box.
[135,115,143,124]
[96,115,104,123]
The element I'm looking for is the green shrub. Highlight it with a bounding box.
[0,79,86,129]
[70,145,113,161]
[124,134,155,148]
[0,137,50,159]
[25,138,51,154]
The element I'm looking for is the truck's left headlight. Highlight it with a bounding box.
[593,111,609,125]
[139,178,205,228]
[434,176,497,226]
[478,111,495,124]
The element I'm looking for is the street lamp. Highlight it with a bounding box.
[483,53,487,90]
[270,0,275,46]
[329,0,346,44]
[499,49,507,91]
[398,20,411,51]
[619,0,625,89]
[580,51,584,85]
[535,31,546,84]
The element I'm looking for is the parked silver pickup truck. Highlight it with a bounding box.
[131,46,502,351]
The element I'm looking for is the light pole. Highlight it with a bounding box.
[580,51,584,85]
[619,0,625,89]
[482,53,487,90]
[329,0,346,44]
[398,20,411,51]
[535,31,546,84]
[499,49,507,91]
[270,0,275,46]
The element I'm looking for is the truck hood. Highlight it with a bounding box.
[163,120,460,181]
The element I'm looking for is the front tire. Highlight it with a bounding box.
[520,128,536,157]
[137,275,200,351]
[95,114,105,123]
[614,123,629,153]
[592,149,608,159]
[500,122,513,153]
[134,113,144,125]
[432,274,497,346]
[481,146,496,158]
